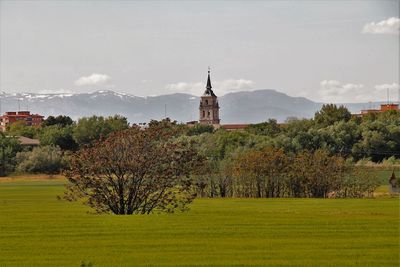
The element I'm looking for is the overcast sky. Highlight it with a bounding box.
[0,0,399,103]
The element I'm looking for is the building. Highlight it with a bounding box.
[0,111,44,132]
[220,124,249,131]
[199,69,220,125]
[353,103,399,118]
[18,136,40,146]
[189,69,250,131]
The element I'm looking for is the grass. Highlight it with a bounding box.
[0,179,399,267]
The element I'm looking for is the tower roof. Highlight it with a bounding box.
[203,68,216,97]
[207,71,212,89]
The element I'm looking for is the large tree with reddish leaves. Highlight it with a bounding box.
[64,120,202,215]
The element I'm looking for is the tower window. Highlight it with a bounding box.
[205,100,209,105]
[203,110,205,118]
[207,111,210,118]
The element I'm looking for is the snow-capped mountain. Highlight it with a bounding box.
[0,89,381,123]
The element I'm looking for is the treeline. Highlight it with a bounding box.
[0,115,129,176]
[193,148,379,198]
[186,105,399,197]
[0,105,399,198]
[244,104,400,162]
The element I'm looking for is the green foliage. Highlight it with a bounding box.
[272,107,399,161]
[6,121,38,138]
[42,115,74,127]
[188,109,398,198]
[72,115,129,146]
[352,114,400,161]
[186,124,214,136]
[15,146,67,175]
[314,104,351,127]
[282,117,315,138]
[336,167,380,198]
[245,119,281,137]
[0,133,22,176]
[39,125,78,150]
[193,146,382,199]
[382,156,400,166]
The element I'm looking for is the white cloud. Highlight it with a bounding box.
[165,79,255,96]
[75,73,111,86]
[375,83,400,91]
[362,17,400,35]
[318,80,400,103]
[318,80,365,102]
[320,79,364,95]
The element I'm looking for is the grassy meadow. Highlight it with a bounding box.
[0,177,399,267]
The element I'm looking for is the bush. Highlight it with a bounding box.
[186,124,214,136]
[0,134,21,176]
[16,146,67,175]
[336,168,380,198]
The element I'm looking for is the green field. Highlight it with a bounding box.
[0,179,399,267]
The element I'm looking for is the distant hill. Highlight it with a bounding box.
[0,89,387,124]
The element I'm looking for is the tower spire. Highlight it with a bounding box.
[207,66,212,90]
[203,66,216,96]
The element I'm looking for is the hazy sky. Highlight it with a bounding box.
[1,0,399,103]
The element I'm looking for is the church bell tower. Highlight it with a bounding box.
[199,68,220,125]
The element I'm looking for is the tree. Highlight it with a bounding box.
[320,121,361,156]
[0,133,21,176]
[72,115,129,146]
[336,167,379,198]
[314,104,351,127]
[39,125,78,150]
[64,120,203,215]
[233,147,288,198]
[186,124,214,136]
[352,113,400,161]
[6,121,38,138]
[289,149,347,198]
[245,119,281,137]
[42,115,74,127]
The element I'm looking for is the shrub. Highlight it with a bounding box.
[336,168,380,198]
[186,124,214,136]
[16,146,67,175]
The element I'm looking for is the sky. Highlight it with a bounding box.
[0,0,399,103]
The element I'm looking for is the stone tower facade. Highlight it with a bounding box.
[199,69,220,125]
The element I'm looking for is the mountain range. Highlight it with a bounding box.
[0,90,385,124]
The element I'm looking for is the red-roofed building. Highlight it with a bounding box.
[220,124,249,131]
[0,111,44,132]
[354,103,399,118]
